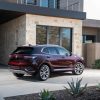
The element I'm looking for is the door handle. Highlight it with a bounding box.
[47,56,50,58]
[62,56,65,58]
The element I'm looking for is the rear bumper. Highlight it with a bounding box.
[10,69,27,74]
[10,68,35,75]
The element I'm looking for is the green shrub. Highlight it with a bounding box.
[40,89,56,100]
[64,78,87,97]
[96,83,100,91]
[93,59,100,69]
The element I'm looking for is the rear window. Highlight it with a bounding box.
[13,47,39,54]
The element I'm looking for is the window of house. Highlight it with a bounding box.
[36,26,47,44]
[60,28,72,51]
[56,0,60,9]
[40,0,49,7]
[36,25,72,51]
[24,0,60,8]
[48,0,59,8]
[33,0,37,5]
[83,35,96,43]
[48,0,55,8]
[48,27,60,45]
[23,0,37,5]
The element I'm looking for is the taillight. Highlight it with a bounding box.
[8,61,29,66]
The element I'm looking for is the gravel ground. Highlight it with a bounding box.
[5,87,100,100]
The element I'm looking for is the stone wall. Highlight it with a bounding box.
[0,15,26,64]
[83,43,100,67]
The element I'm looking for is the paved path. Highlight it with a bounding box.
[0,68,100,100]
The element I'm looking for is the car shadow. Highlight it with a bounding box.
[18,72,73,82]
[51,72,73,78]
[18,75,39,82]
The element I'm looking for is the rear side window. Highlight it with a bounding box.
[42,47,49,54]
[13,47,38,54]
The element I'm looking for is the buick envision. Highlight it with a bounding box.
[8,45,85,81]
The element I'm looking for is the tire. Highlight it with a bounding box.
[13,73,24,78]
[72,62,84,75]
[37,64,50,81]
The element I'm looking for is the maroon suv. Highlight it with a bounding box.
[8,45,85,81]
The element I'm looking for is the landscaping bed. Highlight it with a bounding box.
[5,86,100,100]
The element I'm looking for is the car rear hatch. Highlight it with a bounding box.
[8,47,37,67]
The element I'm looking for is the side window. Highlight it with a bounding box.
[57,47,70,56]
[42,47,49,54]
[48,47,58,55]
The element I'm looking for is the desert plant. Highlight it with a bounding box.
[40,89,56,100]
[64,78,87,97]
[93,59,100,69]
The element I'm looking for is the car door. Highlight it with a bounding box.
[57,47,73,68]
[45,47,61,68]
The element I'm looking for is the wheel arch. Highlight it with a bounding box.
[39,63,53,72]
[76,59,84,64]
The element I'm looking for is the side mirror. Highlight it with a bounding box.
[66,53,68,56]
[70,52,72,56]
[66,53,70,56]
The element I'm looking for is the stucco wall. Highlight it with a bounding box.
[83,43,100,67]
[26,14,83,56]
[0,15,26,64]
[87,44,95,67]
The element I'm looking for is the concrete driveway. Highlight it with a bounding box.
[0,67,100,100]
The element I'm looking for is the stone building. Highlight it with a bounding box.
[0,0,86,65]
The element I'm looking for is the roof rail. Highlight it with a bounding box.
[36,44,59,46]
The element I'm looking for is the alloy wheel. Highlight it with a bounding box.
[39,64,50,81]
[73,62,84,75]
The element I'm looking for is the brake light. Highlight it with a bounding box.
[8,61,29,66]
